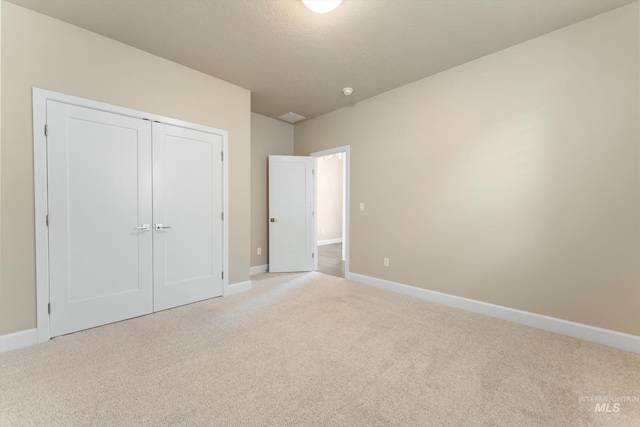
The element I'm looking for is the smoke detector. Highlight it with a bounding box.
[342,87,354,96]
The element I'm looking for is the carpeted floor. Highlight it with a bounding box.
[1,272,639,426]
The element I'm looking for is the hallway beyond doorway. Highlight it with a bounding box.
[317,243,344,278]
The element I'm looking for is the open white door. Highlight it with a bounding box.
[268,155,316,273]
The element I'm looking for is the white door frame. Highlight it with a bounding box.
[310,146,350,276]
[32,88,229,343]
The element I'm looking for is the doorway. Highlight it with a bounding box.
[311,146,350,278]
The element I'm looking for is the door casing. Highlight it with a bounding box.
[33,88,229,343]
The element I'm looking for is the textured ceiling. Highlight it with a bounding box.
[7,0,637,121]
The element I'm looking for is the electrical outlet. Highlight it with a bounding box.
[257,247,262,255]
[360,202,365,211]
[384,258,389,267]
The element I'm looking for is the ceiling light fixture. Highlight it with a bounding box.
[342,87,353,96]
[302,0,343,14]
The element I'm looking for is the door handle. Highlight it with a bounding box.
[155,224,172,230]
[270,218,277,222]
[135,224,150,231]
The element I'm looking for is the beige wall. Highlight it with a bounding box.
[250,113,294,268]
[0,2,251,335]
[0,4,3,330]
[317,156,343,241]
[295,3,640,336]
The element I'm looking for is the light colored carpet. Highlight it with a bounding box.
[1,272,639,426]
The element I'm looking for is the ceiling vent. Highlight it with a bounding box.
[278,112,306,124]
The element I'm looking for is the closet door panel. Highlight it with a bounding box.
[153,123,223,311]
[47,101,153,337]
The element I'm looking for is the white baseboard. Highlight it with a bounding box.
[250,264,268,276]
[0,328,38,354]
[346,272,640,354]
[318,238,343,246]
[225,280,252,296]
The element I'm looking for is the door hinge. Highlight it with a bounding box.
[45,214,49,226]
[312,253,315,259]
[312,168,315,175]
[44,124,48,136]
[48,303,51,314]
[221,151,224,161]
[312,211,315,217]
[221,212,224,221]
[221,271,224,279]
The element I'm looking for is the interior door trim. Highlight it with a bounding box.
[32,88,229,344]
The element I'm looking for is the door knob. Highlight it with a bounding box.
[155,224,172,230]
[270,218,277,222]
[135,224,150,231]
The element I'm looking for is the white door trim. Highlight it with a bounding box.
[310,146,350,277]
[32,88,229,343]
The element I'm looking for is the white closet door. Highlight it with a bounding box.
[153,123,223,311]
[47,101,153,337]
